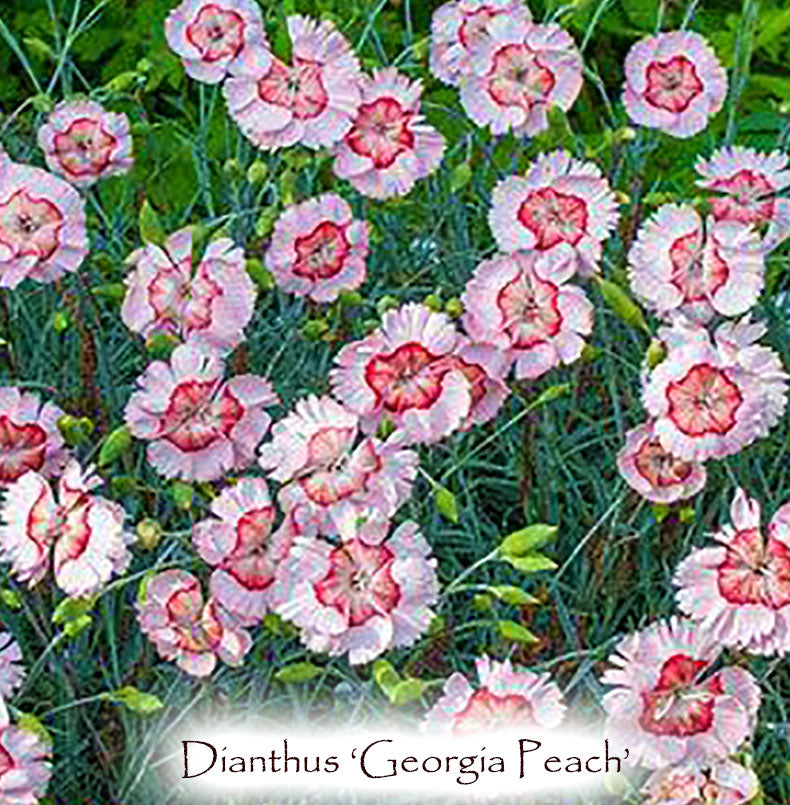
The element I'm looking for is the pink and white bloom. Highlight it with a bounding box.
[617,421,706,504]
[192,477,295,625]
[0,387,68,487]
[451,340,511,428]
[258,395,417,531]
[330,303,474,445]
[622,31,727,138]
[164,0,267,84]
[628,204,764,323]
[0,460,131,597]
[137,569,252,676]
[429,0,530,87]
[332,68,446,199]
[642,316,788,462]
[601,617,761,770]
[124,342,279,481]
[696,145,790,252]
[271,507,439,665]
[37,100,133,187]
[459,15,583,137]
[121,227,256,351]
[674,488,790,656]
[643,760,760,805]
[421,656,566,735]
[0,633,25,698]
[461,251,594,380]
[0,697,51,805]
[0,159,88,289]
[224,15,361,150]
[264,194,369,303]
[489,150,620,276]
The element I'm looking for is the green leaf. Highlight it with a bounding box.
[449,162,472,193]
[504,554,559,573]
[170,481,194,510]
[110,686,164,715]
[139,199,166,246]
[246,258,275,291]
[275,662,322,684]
[373,660,401,697]
[497,620,540,644]
[679,505,695,524]
[500,524,557,557]
[532,384,571,407]
[98,425,132,467]
[145,332,180,361]
[652,503,670,524]
[433,485,459,523]
[596,277,650,333]
[56,414,94,446]
[533,105,574,151]
[91,283,126,302]
[17,713,53,747]
[255,207,280,239]
[64,614,92,638]
[0,589,22,610]
[52,311,70,333]
[389,679,423,706]
[489,586,541,606]
[53,596,96,625]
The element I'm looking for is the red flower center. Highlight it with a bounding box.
[639,653,722,737]
[497,270,562,348]
[453,688,534,735]
[161,380,243,452]
[644,55,703,113]
[365,342,447,413]
[346,98,415,170]
[666,363,742,437]
[488,44,555,112]
[717,527,790,609]
[517,187,589,250]
[314,540,400,626]
[185,4,245,62]
[224,507,276,590]
[257,58,329,120]
[710,169,776,226]
[0,415,47,483]
[0,189,63,260]
[0,744,14,776]
[53,498,92,568]
[668,230,729,303]
[293,221,350,280]
[53,117,117,178]
[634,436,693,488]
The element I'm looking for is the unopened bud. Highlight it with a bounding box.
[135,518,163,551]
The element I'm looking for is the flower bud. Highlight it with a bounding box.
[135,518,163,551]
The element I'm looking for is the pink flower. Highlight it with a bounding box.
[136,569,252,676]
[0,387,68,487]
[617,421,706,504]
[643,760,760,805]
[674,488,790,656]
[224,15,362,150]
[600,617,761,770]
[489,149,620,276]
[124,342,279,482]
[121,227,256,351]
[421,656,565,735]
[332,68,446,199]
[330,303,474,445]
[696,145,790,252]
[0,158,88,289]
[37,100,133,187]
[429,0,530,87]
[0,633,25,698]
[451,340,511,428]
[264,194,369,303]
[192,477,296,625]
[459,15,583,137]
[0,697,51,805]
[642,316,788,461]
[258,395,418,531]
[0,460,131,597]
[628,204,764,323]
[622,31,727,138]
[461,251,594,380]
[165,0,267,84]
[271,506,439,664]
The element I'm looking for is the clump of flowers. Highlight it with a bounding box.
[137,569,252,677]
[264,194,370,302]
[642,760,760,805]
[674,487,790,656]
[331,68,446,200]
[622,31,727,138]
[0,460,131,597]
[421,656,566,735]
[37,99,133,187]
[224,15,362,150]
[124,341,279,481]
[121,226,256,351]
